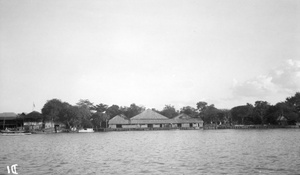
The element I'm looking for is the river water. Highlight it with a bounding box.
[0,129,300,175]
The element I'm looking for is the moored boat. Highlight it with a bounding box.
[78,128,94,133]
[1,129,31,136]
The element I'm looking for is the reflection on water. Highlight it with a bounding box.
[1,129,300,175]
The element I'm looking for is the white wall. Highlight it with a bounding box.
[153,124,160,128]
[140,124,147,128]
[122,125,138,128]
[182,123,190,128]
[109,125,116,128]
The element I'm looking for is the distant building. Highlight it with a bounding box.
[171,113,203,128]
[130,109,170,128]
[23,111,43,130]
[0,112,23,130]
[277,115,288,125]
[109,114,131,128]
[108,109,203,130]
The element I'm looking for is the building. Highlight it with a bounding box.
[277,115,288,126]
[23,111,44,130]
[130,109,170,128]
[0,112,23,130]
[109,114,131,128]
[108,109,203,130]
[171,113,203,128]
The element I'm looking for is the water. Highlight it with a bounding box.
[1,129,300,175]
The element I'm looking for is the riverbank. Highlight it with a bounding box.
[95,127,201,132]
[95,125,300,132]
[203,124,300,130]
[26,125,300,133]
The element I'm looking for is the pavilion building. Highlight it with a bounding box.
[108,109,203,130]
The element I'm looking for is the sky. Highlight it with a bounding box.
[0,0,299,114]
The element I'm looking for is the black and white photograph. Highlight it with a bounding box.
[0,0,300,174]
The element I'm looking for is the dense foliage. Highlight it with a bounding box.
[28,92,300,128]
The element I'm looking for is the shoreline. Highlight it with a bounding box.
[25,125,300,134]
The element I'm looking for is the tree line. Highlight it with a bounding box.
[25,92,300,129]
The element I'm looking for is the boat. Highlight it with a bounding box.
[1,129,31,136]
[78,128,94,133]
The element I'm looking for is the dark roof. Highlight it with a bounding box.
[131,119,171,124]
[0,112,17,120]
[277,115,287,121]
[108,110,203,125]
[171,113,203,124]
[131,109,169,120]
[109,115,129,124]
[0,112,17,117]
[24,111,43,121]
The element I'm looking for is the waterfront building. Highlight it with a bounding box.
[21,111,66,132]
[277,115,288,126]
[130,109,170,128]
[23,111,43,130]
[171,113,203,128]
[109,114,130,128]
[0,112,22,129]
[108,109,203,130]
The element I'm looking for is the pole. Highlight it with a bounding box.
[2,117,5,129]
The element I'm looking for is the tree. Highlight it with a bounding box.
[92,103,108,113]
[216,109,231,124]
[91,112,110,128]
[59,103,81,129]
[286,92,300,113]
[266,102,299,125]
[122,104,145,118]
[76,99,94,110]
[160,105,178,118]
[106,105,121,118]
[196,101,208,112]
[75,99,93,128]
[196,101,209,121]
[231,104,254,125]
[201,104,219,124]
[151,108,161,114]
[41,99,64,123]
[77,106,92,128]
[180,106,197,117]
[253,101,270,124]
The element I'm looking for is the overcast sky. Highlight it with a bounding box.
[0,0,299,113]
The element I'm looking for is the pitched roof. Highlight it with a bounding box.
[277,115,287,121]
[24,111,43,121]
[173,113,191,120]
[131,109,169,120]
[171,113,203,123]
[0,112,17,119]
[108,114,129,124]
[131,119,171,124]
[0,112,17,117]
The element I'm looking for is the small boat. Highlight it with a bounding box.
[78,128,94,133]
[1,129,31,136]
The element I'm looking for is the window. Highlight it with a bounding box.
[116,124,122,128]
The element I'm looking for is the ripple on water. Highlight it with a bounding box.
[1,129,300,174]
